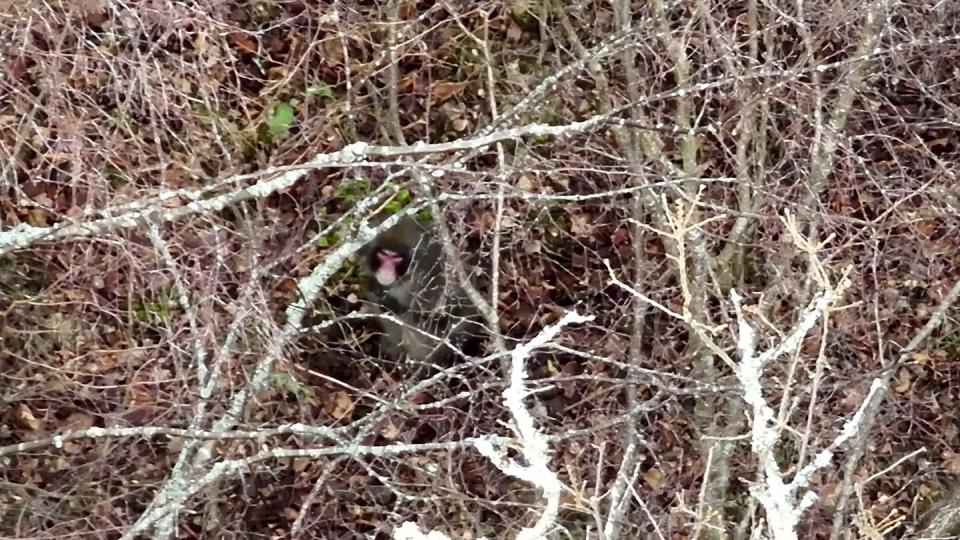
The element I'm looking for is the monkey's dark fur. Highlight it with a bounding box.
[358,215,480,364]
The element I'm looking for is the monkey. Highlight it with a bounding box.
[360,215,442,314]
[358,214,480,365]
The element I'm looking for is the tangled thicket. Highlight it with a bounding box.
[1,1,959,539]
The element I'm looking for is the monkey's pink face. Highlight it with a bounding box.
[375,249,405,286]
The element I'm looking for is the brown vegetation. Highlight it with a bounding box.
[1,0,959,538]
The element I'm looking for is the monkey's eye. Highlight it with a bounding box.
[374,249,405,286]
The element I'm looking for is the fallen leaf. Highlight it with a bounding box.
[944,453,960,474]
[431,81,468,104]
[643,467,664,489]
[894,369,912,394]
[397,72,423,93]
[62,441,81,454]
[27,208,48,226]
[916,219,938,237]
[451,116,470,132]
[78,0,106,17]
[517,174,537,191]
[326,391,354,420]
[379,420,400,441]
[229,32,258,54]
[507,22,524,42]
[61,413,94,431]
[398,0,417,18]
[612,227,629,246]
[12,404,42,431]
[570,214,590,235]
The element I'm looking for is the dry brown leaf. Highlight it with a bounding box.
[12,404,42,431]
[321,39,344,64]
[167,436,185,454]
[61,413,94,432]
[473,210,495,233]
[162,168,192,187]
[398,0,417,19]
[26,208,48,227]
[327,391,354,421]
[431,81,468,104]
[562,447,582,491]
[267,66,287,81]
[517,174,536,191]
[506,22,524,42]
[601,333,629,357]
[276,277,300,294]
[397,72,423,93]
[894,369,912,394]
[611,227,629,246]
[643,467,664,490]
[944,453,960,474]
[378,420,400,441]
[229,32,257,54]
[916,219,938,237]
[570,214,590,235]
[62,441,81,454]
[450,116,470,132]
[77,0,106,17]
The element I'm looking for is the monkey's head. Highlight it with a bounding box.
[370,248,407,286]
[360,215,438,303]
